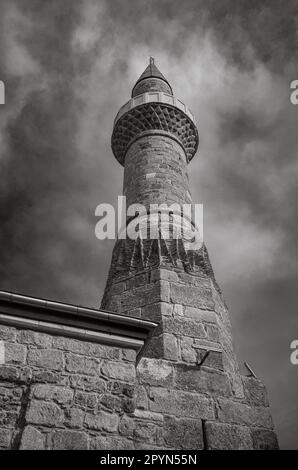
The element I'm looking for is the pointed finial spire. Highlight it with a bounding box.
[132,58,173,97]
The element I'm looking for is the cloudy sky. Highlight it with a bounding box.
[0,0,297,449]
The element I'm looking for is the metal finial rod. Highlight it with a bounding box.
[244,361,257,378]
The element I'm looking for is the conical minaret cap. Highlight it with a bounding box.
[132,57,173,97]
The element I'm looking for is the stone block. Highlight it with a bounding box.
[19,425,45,450]
[135,385,148,410]
[196,349,224,370]
[205,422,253,450]
[28,349,64,371]
[0,326,16,341]
[134,422,157,443]
[17,330,52,348]
[137,358,173,387]
[140,303,161,322]
[101,361,135,382]
[53,337,120,360]
[151,269,179,282]
[65,408,84,429]
[119,283,166,311]
[184,307,217,323]
[32,369,66,385]
[170,282,214,310]
[122,348,136,362]
[85,411,119,432]
[163,334,179,361]
[91,436,134,450]
[4,342,27,364]
[175,364,231,396]
[0,428,12,448]
[26,400,63,427]
[251,428,279,450]
[52,430,89,450]
[162,416,203,449]
[134,409,164,422]
[0,366,19,382]
[242,376,269,406]
[217,398,274,429]
[100,394,123,413]
[70,374,106,392]
[75,390,98,409]
[180,337,196,363]
[149,387,215,420]
[65,353,99,375]
[162,317,207,338]
[32,385,74,404]
[119,415,135,438]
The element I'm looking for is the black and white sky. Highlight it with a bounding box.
[0,0,297,449]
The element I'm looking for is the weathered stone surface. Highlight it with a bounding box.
[53,337,120,360]
[32,369,66,385]
[101,394,124,413]
[28,349,64,371]
[163,334,178,361]
[101,361,135,382]
[65,407,84,429]
[243,376,269,406]
[134,409,164,422]
[134,422,157,443]
[217,399,274,429]
[0,428,12,447]
[85,411,119,432]
[18,330,52,348]
[140,303,161,322]
[180,337,196,363]
[70,374,106,392]
[175,364,231,396]
[135,385,148,410]
[109,381,134,397]
[32,385,74,404]
[251,428,279,450]
[170,283,214,310]
[205,422,253,450]
[20,425,45,450]
[184,307,217,323]
[75,390,98,409]
[119,283,169,312]
[137,358,173,387]
[162,317,207,338]
[52,430,89,450]
[26,400,63,426]
[122,349,136,362]
[91,436,134,450]
[65,353,99,375]
[4,342,27,364]
[196,349,224,370]
[149,387,215,420]
[0,326,16,341]
[119,415,135,437]
[162,416,203,449]
[151,269,179,283]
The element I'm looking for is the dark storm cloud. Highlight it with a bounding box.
[0,0,297,448]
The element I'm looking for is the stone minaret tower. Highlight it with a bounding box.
[101,58,278,449]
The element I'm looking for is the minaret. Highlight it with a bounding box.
[101,59,278,449]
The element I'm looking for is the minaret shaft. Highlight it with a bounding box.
[101,59,278,450]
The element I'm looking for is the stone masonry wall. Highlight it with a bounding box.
[123,134,191,210]
[0,321,278,449]
[0,325,136,450]
[101,267,279,450]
